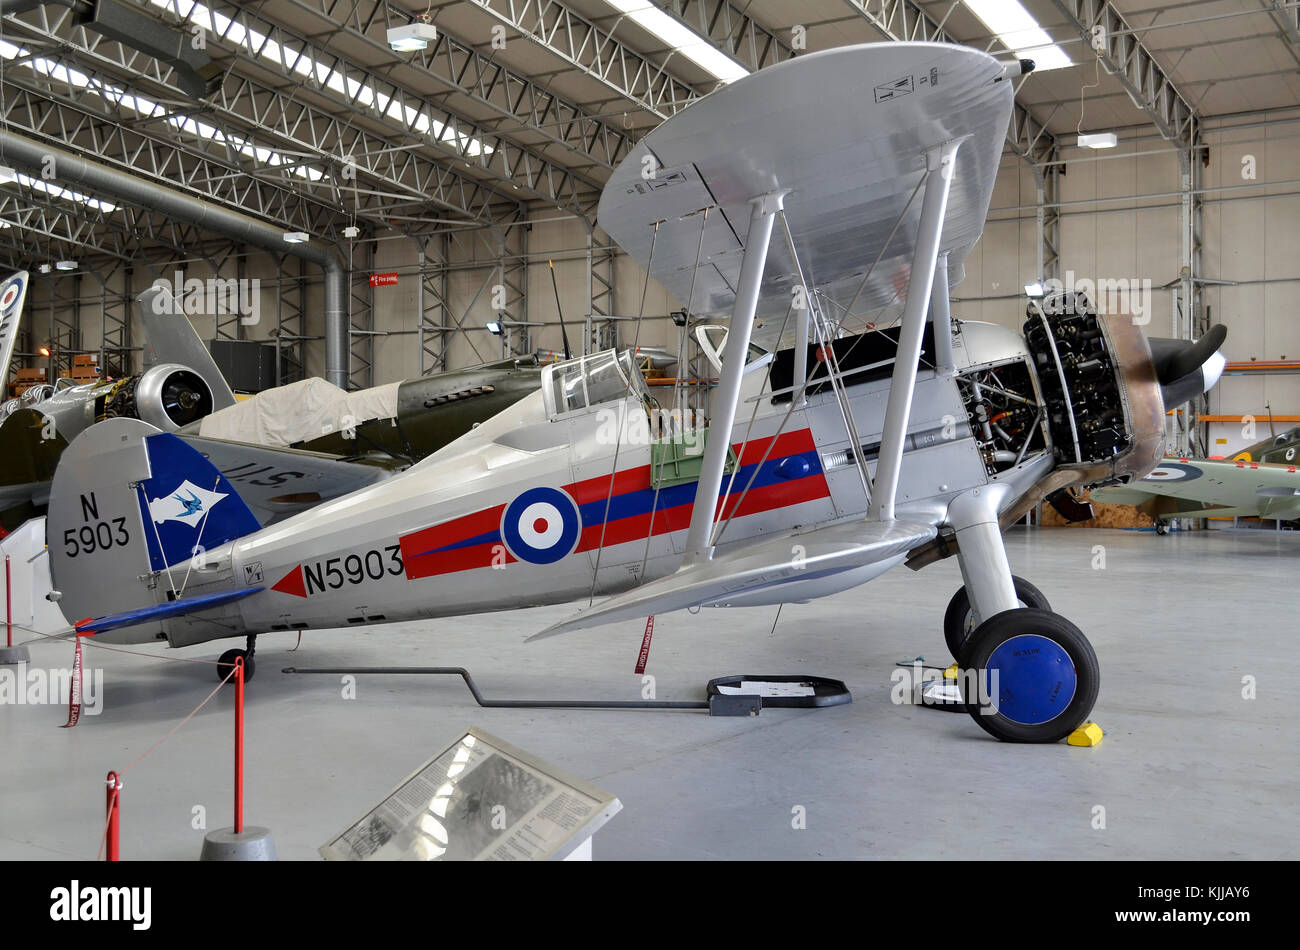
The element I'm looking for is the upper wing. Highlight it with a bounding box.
[0,271,30,389]
[1093,458,1300,519]
[179,435,397,524]
[531,519,936,639]
[596,43,1012,345]
[137,285,237,410]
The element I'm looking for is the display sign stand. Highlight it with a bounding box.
[320,727,622,861]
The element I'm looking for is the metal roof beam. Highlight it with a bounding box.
[458,0,700,119]
[0,186,202,260]
[278,0,635,174]
[1046,0,1199,146]
[0,197,136,261]
[4,6,523,224]
[663,0,792,72]
[143,0,601,212]
[0,77,337,234]
[1263,0,1300,67]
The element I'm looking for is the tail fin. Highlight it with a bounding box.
[47,417,261,635]
[137,285,238,411]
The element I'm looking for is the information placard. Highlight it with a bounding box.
[320,727,621,861]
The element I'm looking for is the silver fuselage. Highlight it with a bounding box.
[139,322,1053,647]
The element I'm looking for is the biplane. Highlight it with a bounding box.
[43,43,1225,742]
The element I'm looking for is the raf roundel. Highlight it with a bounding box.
[501,486,582,565]
[0,277,22,312]
[1142,462,1202,483]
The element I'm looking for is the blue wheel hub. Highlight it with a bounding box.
[983,634,1077,725]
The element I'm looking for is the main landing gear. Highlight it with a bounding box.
[216,635,258,684]
[945,487,1100,743]
[949,605,1100,744]
[942,575,1049,660]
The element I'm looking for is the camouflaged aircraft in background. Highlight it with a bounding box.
[1093,426,1300,531]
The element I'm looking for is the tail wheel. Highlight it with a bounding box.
[1155,521,1169,535]
[960,608,1099,743]
[942,575,1049,660]
[216,649,255,684]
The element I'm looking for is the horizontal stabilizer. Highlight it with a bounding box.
[76,587,262,635]
[531,519,935,639]
[179,435,395,524]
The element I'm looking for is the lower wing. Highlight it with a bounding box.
[531,519,936,639]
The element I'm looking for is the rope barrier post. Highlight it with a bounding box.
[0,553,30,665]
[105,771,121,861]
[234,657,244,835]
[200,655,276,861]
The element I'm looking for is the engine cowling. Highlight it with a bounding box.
[118,363,216,432]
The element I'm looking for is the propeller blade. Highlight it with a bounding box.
[1147,324,1227,407]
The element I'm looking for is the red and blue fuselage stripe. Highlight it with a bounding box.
[399,429,828,578]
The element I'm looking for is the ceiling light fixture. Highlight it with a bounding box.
[387,21,437,53]
[1077,132,1118,149]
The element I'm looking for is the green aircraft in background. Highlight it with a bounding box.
[1092,426,1300,532]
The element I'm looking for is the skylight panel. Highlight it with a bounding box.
[965,0,1073,71]
[603,0,749,84]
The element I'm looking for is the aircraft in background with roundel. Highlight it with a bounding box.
[43,43,1227,743]
[1093,425,1300,531]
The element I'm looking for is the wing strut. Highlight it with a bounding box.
[931,251,955,373]
[870,141,962,522]
[682,191,785,564]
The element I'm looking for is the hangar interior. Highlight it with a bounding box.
[1,0,1299,861]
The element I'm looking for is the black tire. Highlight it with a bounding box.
[216,649,255,684]
[942,575,1049,660]
[960,608,1099,743]
[1155,521,1168,535]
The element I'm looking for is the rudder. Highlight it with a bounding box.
[48,418,260,639]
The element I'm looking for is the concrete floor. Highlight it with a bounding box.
[2,525,1296,860]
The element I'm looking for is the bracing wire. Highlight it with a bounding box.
[586,219,662,604]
